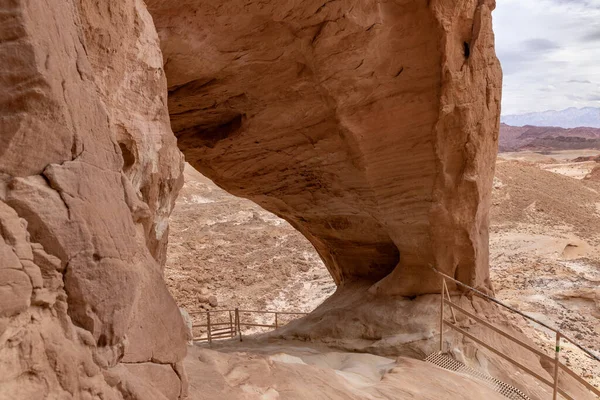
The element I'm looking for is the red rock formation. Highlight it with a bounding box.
[147,0,502,295]
[1,0,502,397]
[499,123,600,152]
[0,0,186,398]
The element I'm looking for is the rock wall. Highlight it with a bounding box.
[0,0,187,399]
[147,0,502,296]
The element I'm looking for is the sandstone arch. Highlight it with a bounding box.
[147,0,502,296]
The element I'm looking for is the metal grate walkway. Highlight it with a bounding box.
[425,352,531,400]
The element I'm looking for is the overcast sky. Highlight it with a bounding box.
[494,0,600,115]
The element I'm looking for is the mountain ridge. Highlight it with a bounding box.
[499,123,600,152]
[501,107,600,128]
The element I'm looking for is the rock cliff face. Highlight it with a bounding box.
[147,0,502,295]
[0,0,187,398]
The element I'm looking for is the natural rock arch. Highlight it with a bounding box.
[147,0,502,296]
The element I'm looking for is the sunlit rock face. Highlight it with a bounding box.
[0,0,187,398]
[147,0,502,295]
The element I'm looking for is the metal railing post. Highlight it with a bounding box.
[427,265,600,399]
[275,312,278,329]
[440,276,445,352]
[443,279,457,324]
[229,310,234,337]
[553,332,561,400]
[207,311,212,346]
[235,308,242,342]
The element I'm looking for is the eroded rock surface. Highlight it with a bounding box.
[1,0,186,398]
[184,345,509,400]
[266,287,594,400]
[148,0,502,295]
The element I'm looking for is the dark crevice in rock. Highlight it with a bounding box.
[179,113,244,149]
[310,21,327,45]
[118,142,136,173]
[168,78,217,96]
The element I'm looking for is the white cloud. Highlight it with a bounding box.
[494,0,600,114]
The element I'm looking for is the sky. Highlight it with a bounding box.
[494,0,600,115]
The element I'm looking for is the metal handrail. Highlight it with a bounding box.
[430,266,600,363]
[431,266,600,399]
[191,308,308,344]
[189,308,309,315]
[432,267,559,333]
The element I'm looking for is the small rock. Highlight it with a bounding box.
[197,295,209,303]
[208,295,218,307]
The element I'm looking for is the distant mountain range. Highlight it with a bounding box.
[501,107,600,129]
[499,123,600,152]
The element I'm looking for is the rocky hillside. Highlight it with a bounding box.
[490,156,600,384]
[500,123,600,151]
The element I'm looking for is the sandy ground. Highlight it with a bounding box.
[499,149,600,162]
[498,150,600,179]
[540,161,597,179]
[491,153,600,387]
[165,158,600,392]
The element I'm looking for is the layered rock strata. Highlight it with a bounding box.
[147,0,502,296]
[0,0,187,398]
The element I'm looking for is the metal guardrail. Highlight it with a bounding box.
[189,308,308,344]
[432,266,600,400]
